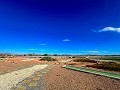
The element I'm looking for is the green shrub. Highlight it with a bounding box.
[73,58,97,63]
[91,57,120,62]
[40,57,57,61]
[0,56,5,58]
[43,54,48,56]
[72,56,76,58]
[90,62,120,71]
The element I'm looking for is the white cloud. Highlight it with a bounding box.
[81,50,99,53]
[102,51,109,53]
[28,49,37,51]
[38,44,46,45]
[62,39,70,42]
[88,51,99,53]
[40,50,46,51]
[98,27,120,33]
[52,49,58,51]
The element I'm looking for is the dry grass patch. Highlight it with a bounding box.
[87,62,120,71]
[73,58,97,63]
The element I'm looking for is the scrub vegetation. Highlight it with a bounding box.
[91,56,120,62]
[73,58,97,63]
[88,62,120,71]
[40,57,57,61]
[73,57,120,71]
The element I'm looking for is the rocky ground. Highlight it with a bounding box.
[45,63,120,90]
[0,57,120,90]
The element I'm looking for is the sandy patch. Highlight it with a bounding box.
[0,64,48,90]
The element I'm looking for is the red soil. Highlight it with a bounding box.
[0,57,41,74]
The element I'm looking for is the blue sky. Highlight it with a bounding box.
[0,0,120,54]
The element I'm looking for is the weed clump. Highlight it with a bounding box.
[73,58,97,63]
[40,57,57,61]
[89,62,120,71]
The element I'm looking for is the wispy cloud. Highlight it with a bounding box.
[62,39,70,42]
[81,50,99,53]
[28,49,37,51]
[37,44,46,46]
[102,51,109,53]
[94,27,120,33]
[88,50,99,53]
[40,50,46,51]
[52,49,58,51]
[80,50,111,54]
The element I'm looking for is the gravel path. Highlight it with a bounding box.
[0,64,48,90]
[45,63,120,90]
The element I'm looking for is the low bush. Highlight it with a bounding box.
[73,58,97,63]
[89,62,120,71]
[40,57,57,61]
[91,57,120,62]
[72,56,76,58]
[0,56,6,58]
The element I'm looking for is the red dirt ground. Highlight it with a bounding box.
[0,57,68,75]
[0,57,42,74]
[45,63,120,90]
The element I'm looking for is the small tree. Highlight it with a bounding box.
[43,54,48,56]
[53,54,58,56]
